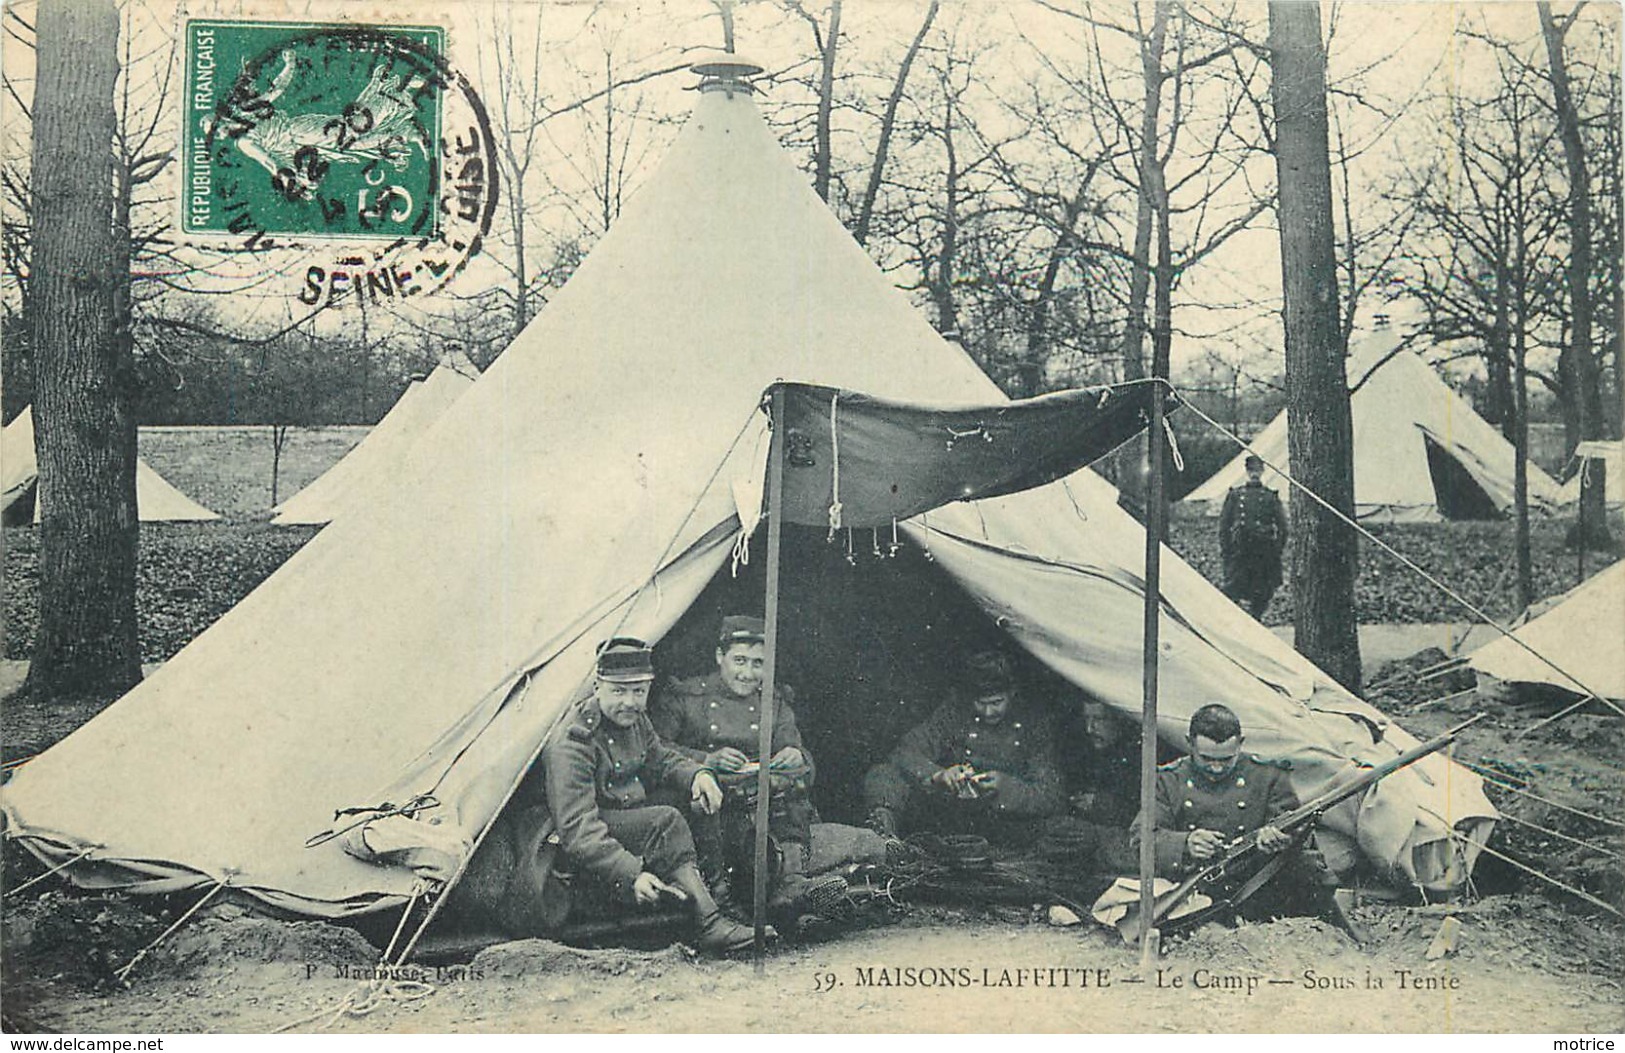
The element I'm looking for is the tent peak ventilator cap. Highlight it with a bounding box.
[690,50,765,94]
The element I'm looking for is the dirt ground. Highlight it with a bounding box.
[3,896,1621,1035]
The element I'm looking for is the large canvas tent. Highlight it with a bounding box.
[1467,559,1625,702]
[2,72,1494,923]
[1184,334,1565,523]
[272,361,477,526]
[1,407,220,524]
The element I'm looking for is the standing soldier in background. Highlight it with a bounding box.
[1220,454,1288,619]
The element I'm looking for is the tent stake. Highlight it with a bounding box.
[1138,373,1170,969]
[752,386,788,969]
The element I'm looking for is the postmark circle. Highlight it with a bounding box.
[202,24,497,305]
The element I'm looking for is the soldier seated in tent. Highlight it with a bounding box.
[862,650,1090,855]
[1057,698,1141,872]
[1132,702,1347,927]
[651,615,876,921]
[539,638,765,954]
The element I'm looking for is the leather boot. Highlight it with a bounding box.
[767,841,849,916]
[671,863,769,954]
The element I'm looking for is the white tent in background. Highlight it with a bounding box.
[1468,559,1625,702]
[1,408,36,514]
[272,360,477,526]
[1184,331,1566,523]
[2,62,1494,923]
[1,407,220,524]
[1559,440,1624,510]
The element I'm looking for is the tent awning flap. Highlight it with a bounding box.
[770,381,1164,528]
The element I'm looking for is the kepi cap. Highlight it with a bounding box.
[717,615,766,648]
[596,637,656,682]
[965,649,1015,694]
[1244,454,1265,471]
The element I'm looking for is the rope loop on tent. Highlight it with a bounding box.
[826,390,843,539]
[1173,392,1625,728]
[304,794,441,849]
[4,844,99,899]
[381,880,429,964]
[113,872,233,984]
[729,529,751,577]
[1162,417,1185,473]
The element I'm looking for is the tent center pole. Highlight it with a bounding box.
[1138,385,1168,970]
[753,387,787,970]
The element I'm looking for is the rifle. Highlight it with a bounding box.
[1143,713,1485,937]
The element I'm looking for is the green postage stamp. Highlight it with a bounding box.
[181,19,495,302]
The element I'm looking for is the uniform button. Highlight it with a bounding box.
[1186,779,1194,789]
[1188,824,1197,831]
[710,702,717,708]
[750,723,758,731]
[1184,800,1194,809]
[969,732,978,739]
[710,724,718,732]
[1237,777,1246,787]
[1014,723,1022,730]
[1237,801,1246,809]
[1014,740,1022,747]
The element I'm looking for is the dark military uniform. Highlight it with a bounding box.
[1219,479,1287,618]
[651,674,817,877]
[863,698,1067,841]
[1133,754,1297,878]
[540,695,705,901]
[1131,752,1337,922]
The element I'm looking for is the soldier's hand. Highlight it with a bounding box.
[929,764,969,795]
[770,746,804,770]
[1186,828,1225,861]
[632,871,674,906]
[704,746,750,773]
[1256,824,1290,853]
[973,771,1002,796]
[691,770,724,815]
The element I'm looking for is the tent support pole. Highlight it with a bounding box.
[752,386,787,969]
[1138,384,1168,971]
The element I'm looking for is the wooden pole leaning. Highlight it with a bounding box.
[1137,379,1168,971]
[752,387,787,968]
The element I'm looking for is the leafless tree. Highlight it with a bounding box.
[25,0,139,701]
[1269,0,1361,690]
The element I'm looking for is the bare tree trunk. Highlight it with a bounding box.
[1114,2,1168,516]
[813,0,841,204]
[933,91,959,338]
[853,0,936,247]
[1269,0,1361,691]
[1514,316,1533,611]
[25,0,139,701]
[1539,2,1611,547]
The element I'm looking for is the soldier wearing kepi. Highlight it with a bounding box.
[542,637,765,953]
[652,616,853,918]
[1219,454,1288,619]
[1133,702,1343,924]
[862,650,1068,844]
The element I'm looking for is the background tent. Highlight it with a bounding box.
[1,407,219,524]
[2,72,1494,922]
[1467,558,1625,702]
[1559,440,1624,510]
[1184,333,1565,522]
[272,360,477,526]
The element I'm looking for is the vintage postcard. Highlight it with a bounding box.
[1,0,1621,1040]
